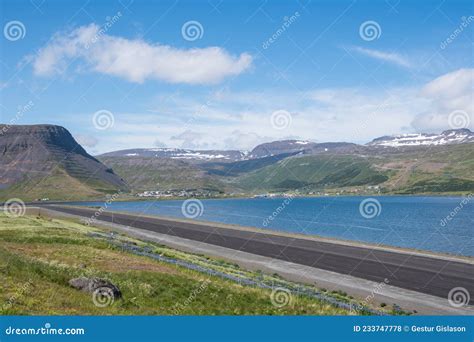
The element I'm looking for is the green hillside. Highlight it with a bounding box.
[98,157,230,192]
[234,155,389,192]
[0,168,123,202]
[372,143,474,194]
[97,143,474,196]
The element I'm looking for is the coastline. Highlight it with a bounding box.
[55,197,474,262]
[92,206,474,264]
[27,205,474,315]
[17,191,474,205]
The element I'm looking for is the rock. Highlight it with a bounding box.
[68,277,121,299]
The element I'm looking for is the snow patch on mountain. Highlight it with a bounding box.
[367,129,474,147]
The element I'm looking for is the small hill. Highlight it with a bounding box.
[0,124,128,201]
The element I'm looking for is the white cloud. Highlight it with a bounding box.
[89,87,422,152]
[76,69,472,153]
[32,24,252,84]
[412,68,473,130]
[352,46,412,68]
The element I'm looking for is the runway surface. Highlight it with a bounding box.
[43,205,474,304]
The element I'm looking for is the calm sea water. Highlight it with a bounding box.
[72,196,474,257]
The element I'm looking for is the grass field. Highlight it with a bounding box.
[0,213,397,315]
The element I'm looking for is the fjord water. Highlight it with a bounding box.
[74,196,474,257]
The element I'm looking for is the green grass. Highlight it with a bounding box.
[0,213,379,315]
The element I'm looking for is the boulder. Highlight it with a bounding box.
[68,277,121,299]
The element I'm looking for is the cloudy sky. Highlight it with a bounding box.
[0,0,472,154]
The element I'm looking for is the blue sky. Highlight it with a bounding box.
[1,0,473,154]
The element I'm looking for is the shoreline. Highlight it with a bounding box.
[53,199,474,263]
[115,210,474,264]
[16,191,474,205]
[27,205,474,315]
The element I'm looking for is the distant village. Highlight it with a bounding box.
[135,185,382,199]
[136,189,223,198]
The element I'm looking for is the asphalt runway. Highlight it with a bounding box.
[43,205,474,304]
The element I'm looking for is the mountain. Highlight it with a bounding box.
[0,124,128,201]
[367,129,474,147]
[235,143,474,194]
[98,128,474,195]
[235,154,389,192]
[248,140,317,158]
[98,156,229,192]
[101,140,362,162]
[100,148,247,162]
[3,125,472,200]
[248,140,360,158]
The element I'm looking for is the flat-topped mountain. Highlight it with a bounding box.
[367,129,474,147]
[249,140,363,158]
[0,124,128,200]
[248,140,318,159]
[100,140,362,161]
[100,148,247,161]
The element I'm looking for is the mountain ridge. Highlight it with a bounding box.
[1,125,472,200]
[0,124,128,200]
[99,128,474,195]
[367,129,474,147]
[98,129,474,161]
